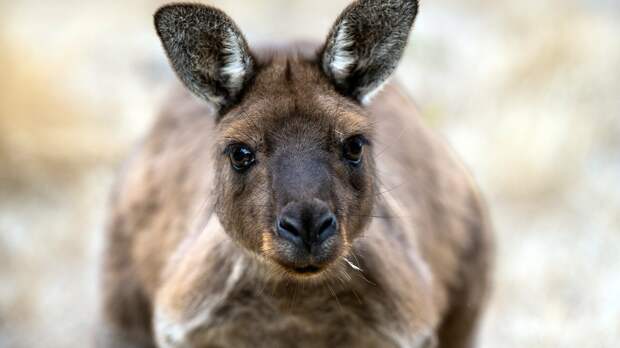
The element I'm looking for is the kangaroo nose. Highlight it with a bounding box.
[276,201,338,250]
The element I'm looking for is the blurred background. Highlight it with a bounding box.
[0,0,618,347]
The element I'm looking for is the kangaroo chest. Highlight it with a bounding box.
[198,289,397,348]
[155,275,434,348]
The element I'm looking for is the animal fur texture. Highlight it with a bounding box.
[99,1,493,347]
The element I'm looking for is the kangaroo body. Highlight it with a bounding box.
[100,2,492,348]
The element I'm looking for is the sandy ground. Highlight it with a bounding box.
[0,0,618,347]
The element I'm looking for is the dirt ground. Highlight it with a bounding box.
[0,0,618,347]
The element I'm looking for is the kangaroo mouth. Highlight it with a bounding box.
[265,229,344,277]
[272,259,328,276]
[293,265,321,274]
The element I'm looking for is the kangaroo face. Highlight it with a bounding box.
[212,60,377,276]
[154,1,418,277]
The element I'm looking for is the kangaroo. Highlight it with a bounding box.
[99,1,493,347]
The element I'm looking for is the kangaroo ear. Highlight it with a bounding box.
[155,4,254,112]
[321,0,418,104]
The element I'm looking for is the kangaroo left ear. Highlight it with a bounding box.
[155,4,255,113]
[321,0,418,104]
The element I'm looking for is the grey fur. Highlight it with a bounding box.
[154,4,255,112]
[321,0,418,103]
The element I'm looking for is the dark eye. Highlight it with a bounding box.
[228,144,256,172]
[342,136,365,165]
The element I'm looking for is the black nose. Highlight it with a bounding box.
[276,201,338,250]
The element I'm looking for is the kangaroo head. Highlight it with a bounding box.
[155,0,418,278]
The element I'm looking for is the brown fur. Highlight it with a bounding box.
[100,3,492,348]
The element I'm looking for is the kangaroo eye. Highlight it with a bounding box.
[342,136,365,165]
[228,144,256,172]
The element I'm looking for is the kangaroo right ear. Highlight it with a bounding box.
[154,4,255,112]
[321,0,418,104]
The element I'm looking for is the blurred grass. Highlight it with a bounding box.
[0,0,619,347]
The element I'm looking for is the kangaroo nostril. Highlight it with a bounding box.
[277,217,300,237]
[316,214,337,242]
